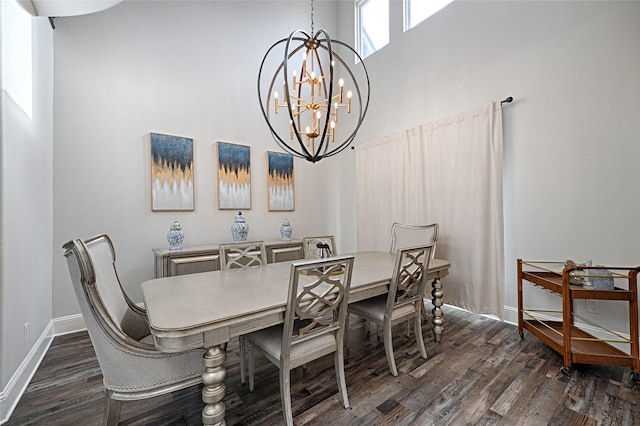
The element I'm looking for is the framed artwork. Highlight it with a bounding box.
[267,151,294,211]
[217,141,251,210]
[150,132,194,211]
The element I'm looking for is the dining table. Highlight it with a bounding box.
[141,250,451,426]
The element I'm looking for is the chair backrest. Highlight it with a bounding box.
[390,222,438,259]
[219,241,268,269]
[63,234,155,392]
[281,255,355,357]
[302,235,337,259]
[387,245,434,313]
[63,235,150,343]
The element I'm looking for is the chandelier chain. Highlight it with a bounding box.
[310,0,314,35]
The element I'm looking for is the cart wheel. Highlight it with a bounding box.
[631,373,640,384]
[560,366,570,376]
[518,330,524,339]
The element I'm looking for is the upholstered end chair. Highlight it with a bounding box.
[63,235,205,426]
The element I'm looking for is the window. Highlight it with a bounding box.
[404,0,454,31]
[356,0,389,59]
[2,0,33,118]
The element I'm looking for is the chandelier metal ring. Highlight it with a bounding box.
[258,29,370,163]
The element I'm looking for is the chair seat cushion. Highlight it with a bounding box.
[349,295,416,322]
[248,323,337,362]
[139,334,154,345]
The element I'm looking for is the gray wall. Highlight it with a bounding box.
[51,0,640,331]
[2,0,640,421]
[51,1,341,321]
[1,1,54,420]
[351,0,640,328]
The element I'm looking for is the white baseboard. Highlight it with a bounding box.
[52,313,86,336]
[0,314,86,425]
[0,321,53,425]
[503,305,518,326]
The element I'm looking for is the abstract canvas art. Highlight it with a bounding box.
[267,151,294,211]
[217,141,251,210]
[150,132,194,211]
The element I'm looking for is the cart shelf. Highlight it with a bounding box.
[517,259,639,381]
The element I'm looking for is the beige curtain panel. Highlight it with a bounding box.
[355,102,505,318]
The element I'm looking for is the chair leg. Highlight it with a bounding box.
[247,340,255,392]
[383,321,398,377]
[414,309,428,359]
[334,345,350,408]
[280,368,294,426]
[420,298,429,322]
[239,335,246,384]
[344,315,350,350]
[103,389,121,426]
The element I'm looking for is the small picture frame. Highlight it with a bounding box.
[217,141,251,210]
[150,132,195,211]
[267,151,294,211]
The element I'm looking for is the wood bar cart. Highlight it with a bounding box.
[517,259,639,381]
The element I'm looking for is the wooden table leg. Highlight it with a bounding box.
[431,278,444,343]
[202,345,226,426]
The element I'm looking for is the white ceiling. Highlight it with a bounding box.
[17,0,123,17]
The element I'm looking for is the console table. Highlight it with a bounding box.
[153,240,304,278]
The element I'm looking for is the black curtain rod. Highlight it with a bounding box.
[351,96,515,151]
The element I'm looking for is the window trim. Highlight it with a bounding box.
[355,0,389,60]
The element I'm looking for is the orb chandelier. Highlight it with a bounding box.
[258,0,370,163]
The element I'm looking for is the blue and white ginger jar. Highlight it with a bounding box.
[280,219,292,241]
[231,211,249,242]
[167,220,184,250]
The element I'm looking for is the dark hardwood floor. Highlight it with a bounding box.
[7,307,639,425]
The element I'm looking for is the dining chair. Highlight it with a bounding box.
[302,235,337,259]
[218,240,268,384]
[246,255,355,425]
[347,244,434,377]
[390,222,439,324]
[390,222,438,257]
[219,240,268,269]
[62,234,205,426]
